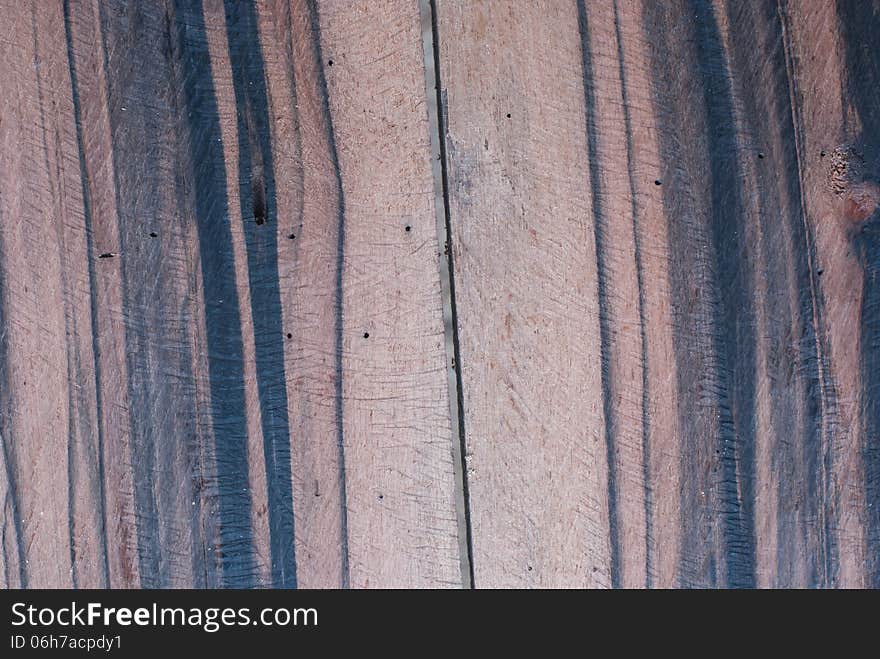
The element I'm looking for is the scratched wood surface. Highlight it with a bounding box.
[437,0,879,588]
[2,0,879,591]
[0,0,463,588]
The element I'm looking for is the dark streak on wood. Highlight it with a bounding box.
[0,240,28,589]
[692,0,757,589]
[62,0,112,590]
[610,0,653,589]
[302,0,351,588]
[224,0,297,589]
[575,0,621,589]
[726,0,838,587]
[170,0,255,587]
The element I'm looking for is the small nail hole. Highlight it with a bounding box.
[506,113,511,119]
[328,59,334,66]
[758,152,765,159]
[654,179,662,186]
[288,233,296,240]
[149,232,158,238]
[286,333,292,339]
[404,225,411,232]
[363,332,370,339]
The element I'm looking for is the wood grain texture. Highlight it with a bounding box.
[2,0,879,590]
[437,0,880,588]
[0,0,463,588]
[437,0,613,588]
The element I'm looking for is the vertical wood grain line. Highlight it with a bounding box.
[745,0,839,585]
[611,0,653,589]
[304,0,350,588]
[0,246,26,587]
[689,0,758,587]
[167,0,255,587]
[576,0,621,588]
[63,0,110,587]
[424,0,475,589]
[62,0,111,589]
[223,0,297,589]
[29,3,77,588]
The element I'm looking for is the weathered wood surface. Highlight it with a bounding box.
[0,0,463,588]
[2,0,879,590]
[437,0,880,588]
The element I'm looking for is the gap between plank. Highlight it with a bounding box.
[419,0,475,589]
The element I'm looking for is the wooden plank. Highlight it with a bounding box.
[437,0,613,588]
[777,0,880,588]
[437,0,880,587]
[0,0,462,588]
[313,0,462,588]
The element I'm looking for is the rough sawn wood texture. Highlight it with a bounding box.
[0,0,462,589]
[2,0,879,589]
[437,0,880,588]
